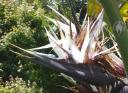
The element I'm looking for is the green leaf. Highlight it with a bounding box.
[88,0,102,18]
[120,3,128,22]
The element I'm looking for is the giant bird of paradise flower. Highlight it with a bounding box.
[11,3,127,93]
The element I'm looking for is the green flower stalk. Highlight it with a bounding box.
[99,0,128,75]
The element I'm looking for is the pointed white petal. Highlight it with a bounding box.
[80,18,90,61]
[48,6,70,24]
[45,16,77,37]
[29,40,62,51]
[71,44,83,63]
[90,10,104,40]
[45,27,69,59]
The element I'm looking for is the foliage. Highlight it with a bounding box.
[0,0,73,93]
[0,77,43,93]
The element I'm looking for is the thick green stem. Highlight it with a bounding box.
[99,0,128,75]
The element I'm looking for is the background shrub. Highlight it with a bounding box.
[0,0,72,93]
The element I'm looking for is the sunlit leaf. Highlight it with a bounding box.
[87,0,102,19]
[120,3,128,23]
